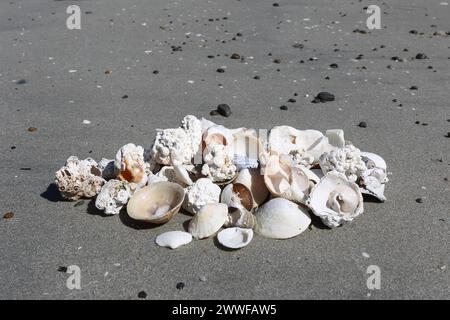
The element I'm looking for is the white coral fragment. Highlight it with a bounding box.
[201,143,237,182]
[319,144,367,182]
[95,179,133,215]
[114,143,149,187]
[55,156,105,200]
[183,178,221,214]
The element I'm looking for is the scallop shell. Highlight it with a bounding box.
[217,228,253,249]
[307,172,364,228]
[126,181,185,224]
[263,155,316,204]
[360,152,388,201]
[155,231,193,249]
[254,198,311,239]
[188,203,228,239]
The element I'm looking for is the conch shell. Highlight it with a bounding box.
[126,181,185,224]
[307,172,364,228]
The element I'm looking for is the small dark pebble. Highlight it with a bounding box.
[287,98,296,103]
[313,92,335,103]
[353,29,368,34]
[273,58,281,64]
[11,146,16,150]
[207,55,214,59]
[415,53,427,60]
[74,200,85,207]
[57,266,68,273]
[15,79,27,85]
[153,70,159,74]
[176,282,185,290]
[330,63,338,69]
[138,291,147,299]
[410,85,418,90]
[358,121,368,128]
[3,212,14,219]
[217,104,232,117]
[280,105,288,111]
[210,110,219,116]
[27,127,37,132]
[216,68,225,73]
[20,167,31,170]
[445,132,450,138]
[273,3,279,7]
[415,198,424,204]
[230,53,240,59]
[121,95,128,99]
[292,43,304,49]
[409,30,418,35]
[253,75,260,80]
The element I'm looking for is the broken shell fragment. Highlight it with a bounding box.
[254,198,311,239]
[95,179,133,215]
[319,144,367,182]
[155,231,193,249]
[234,168,269,206]
[307,172,364,228]
[126,181,185,224]
[183,178,221,214]
[360,152,389,201]
[221,183,255,211]
[55,156,105,200]
[115,143,149,187]
[224,206,256,229]
[217,227,253,249]
[188,203,228,239]
[263,155,315,204]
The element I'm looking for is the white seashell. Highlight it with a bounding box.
[55,156,105,200]
[234,168,269,206]
[319,144,367,182]
[127,181,185,224]
[268,126,345,166]
[188,203,228,239]
[217,228,253,249]
[201,143,237,183]
[224,206,256,229]
[254,198,311,239]
[360,152,388,201]
[98,158,118,180]
[307,172,364,228]
[95,179,133,215]
[183,178,221,214]
[115,143,149,187]
[203,124,235,147]
[155,231,193,249]
[263,155,314,204]
[173,164,194,186]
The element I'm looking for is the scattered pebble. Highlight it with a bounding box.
[176,282,185,290]
[3,212,14,219]
[312,92,335,103]
[358,121,368,128]
[230,53,240,59]
[121,95,128,99]
[217,104,232,117]
[415,198,424,203]
[15,79,27,85]
[57,266,68,272]
[280,105,288,111]
[330,63,338,69]
[415,53,428,60]
[216,68,225,73]
[27,127,37,132]
[410,86,418,90]
[138,291,147,299]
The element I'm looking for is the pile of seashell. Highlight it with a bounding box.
[55,115,389,250]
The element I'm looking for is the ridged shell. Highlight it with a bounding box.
[188,203,228,239]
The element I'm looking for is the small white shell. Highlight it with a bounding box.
[183,178,221,214]
[95,179,133,215]
[360,152,388,201]
[155,231,193,249]
[127,181,185,224]
[217,228,253,249]
[115,143,149,187]
[307,172,364,228]
[55,156,105,200]
[254,198,311,239]
[188,203,228,239]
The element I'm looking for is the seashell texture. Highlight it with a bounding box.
[224,206,256,229]
[188,203,228,239]
[183,178,221,214]
[307,172,364,228]
[201,143,237,183]
[232,129,265,169]
[115,143,149,187]
[127,181,185,224]
[217,227,253,249]
[221,183,255,211]
[98,158,118,180]
[263,155,317,204]
[254,198,311,239]
[319,144,367,182]
[55,156,105,200]
[234,168,269,206]
[95,179,133,215]
[269,126,345,167]
[155,231,193,249]
[360,152,389,201]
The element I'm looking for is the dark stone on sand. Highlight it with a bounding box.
[217,104,232,117]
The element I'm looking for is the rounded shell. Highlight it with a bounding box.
[217,227,253,249]
[188,203,228,239]
[126,181,185,224]
[155,231,193,249]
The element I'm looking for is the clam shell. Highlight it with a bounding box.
[188,203,228,239]
[307,172,364,228]
[221,183,255,211]
[217,227,253,249]
[155,231,193,249]
[255,198,311,239]
[234,168,269,206]
[126,181,185,224]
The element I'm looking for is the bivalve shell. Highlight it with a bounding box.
[217,227,253,249]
